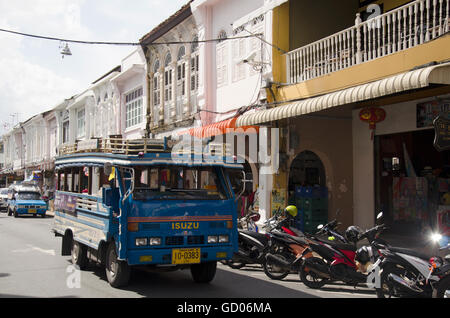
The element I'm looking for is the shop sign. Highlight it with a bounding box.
[417,99,450,128]
[77,139,99,152]
[271,188,286,216]
[433,113,450,152]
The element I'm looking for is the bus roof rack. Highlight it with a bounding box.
[58,137,174,156]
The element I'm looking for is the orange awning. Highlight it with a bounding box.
[179,117,259,139]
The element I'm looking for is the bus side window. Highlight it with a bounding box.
[150,168,159,190]
[67,170,72,192]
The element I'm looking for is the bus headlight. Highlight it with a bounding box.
[135,238,148,246]
[149,237,161,246]
[207,236,218,244]
[219,235,229,243]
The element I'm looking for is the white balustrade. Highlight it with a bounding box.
[286,0,449,84]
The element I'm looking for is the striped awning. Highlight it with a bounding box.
[180,117,259,139]
[236,62,450,127]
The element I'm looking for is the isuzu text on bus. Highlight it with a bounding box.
[52,137,242,288]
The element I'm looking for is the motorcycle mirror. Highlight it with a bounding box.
[376,212,384,225]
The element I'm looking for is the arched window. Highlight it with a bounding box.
[164,52,173,122]
[176,46,187,119]
[177,46,186,61]
[153,59,160,73]
[191,35,199,52]
[164,52,172,67]
[152,59,161,125]
[190,36,199,93]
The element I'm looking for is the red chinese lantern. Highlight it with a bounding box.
[359,107,386,139]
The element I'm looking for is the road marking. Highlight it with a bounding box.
[12,244,56,256]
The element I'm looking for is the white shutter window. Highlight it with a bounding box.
[125,87,143,129]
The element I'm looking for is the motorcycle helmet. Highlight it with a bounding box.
[355,246,371,264]
[345,225,363,243]
[250,213,261,222]
[284,205,298,218]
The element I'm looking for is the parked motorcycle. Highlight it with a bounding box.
[263,206,348,281]
[428,245,450,298]
[372,231,450,298]
[226,206,304,273]
[224,211,268,269]
[263,206,312,280]
[298,212,387,289]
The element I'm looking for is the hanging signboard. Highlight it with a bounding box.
[271,188,286,217]
[77,139,99,152]
[417,99,450,128]
[433,113,450,152]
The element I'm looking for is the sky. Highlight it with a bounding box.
[0,0,189,135]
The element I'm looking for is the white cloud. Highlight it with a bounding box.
[0,0,188,135]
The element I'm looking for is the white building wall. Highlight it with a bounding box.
[192,0,268,123]
[111,49,147,140]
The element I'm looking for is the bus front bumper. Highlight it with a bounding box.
[126,245,235,266]
[16,208,47,216]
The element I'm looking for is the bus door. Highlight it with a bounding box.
[114,166,135,260]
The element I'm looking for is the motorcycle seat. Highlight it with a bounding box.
[271,231,308,245]
[388,246,430,260]
[317,238,356,251]
[240,230,269,245]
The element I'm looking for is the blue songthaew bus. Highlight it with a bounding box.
[52,138,242,288]
[7,182,47,218]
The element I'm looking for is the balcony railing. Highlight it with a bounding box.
[286,0,449,84]
[58,137,169,156]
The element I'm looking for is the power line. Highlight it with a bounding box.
[0,27,261,46]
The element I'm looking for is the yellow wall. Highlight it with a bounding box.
[359,0,413,13]
[271,2,290,90]
[277,34,450,102]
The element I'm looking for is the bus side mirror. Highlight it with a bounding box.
[102,187,112,206]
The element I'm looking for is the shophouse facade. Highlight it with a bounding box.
[235,0,450,233]
[2,124,26,183]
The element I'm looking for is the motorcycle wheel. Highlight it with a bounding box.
[225,260,246,269]
[299,258,328,289]
[432,275,450,298]
[263,254,290,280]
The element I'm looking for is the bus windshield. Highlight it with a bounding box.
[16,192,42,201]
[132,166,228,201]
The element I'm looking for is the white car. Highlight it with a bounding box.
[0,188,8,212]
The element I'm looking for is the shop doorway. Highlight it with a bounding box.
[375,129,450,234]
[288,151,328,233]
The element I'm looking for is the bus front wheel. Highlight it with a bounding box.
[105,242,130,288]
[191,261,217,283]
[71,241,88,270]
